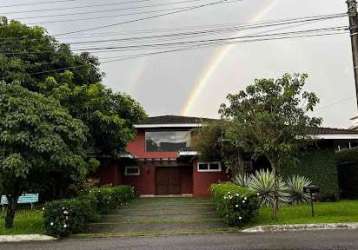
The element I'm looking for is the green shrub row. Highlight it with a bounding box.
[43,185,135,237]
[211,183,259,226]
[282,149,339,201]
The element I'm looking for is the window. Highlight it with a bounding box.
[145,131,191,152]
[125,166,140,176]
[197,162,222,172]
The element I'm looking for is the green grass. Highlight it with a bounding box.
[250,200,358,226]
[0,209,44,235]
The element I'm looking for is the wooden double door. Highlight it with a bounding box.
[155,167,182,195]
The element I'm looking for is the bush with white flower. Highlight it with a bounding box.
[43,185,136,237]
[211,183,259,226]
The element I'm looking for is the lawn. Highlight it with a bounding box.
[251,200,358,226]
[0,209,44,235]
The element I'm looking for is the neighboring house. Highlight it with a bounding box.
[95,115,358,197]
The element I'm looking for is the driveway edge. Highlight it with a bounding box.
[242,223,358,233]
[0,234,57,243]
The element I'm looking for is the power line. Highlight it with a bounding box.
[65,26,349,52]
[6,0,206,19]
[0,0,78,8]
[65,13,347,46]
[0,12,345,44]
[0,29,347,81]
[26,6,192,25]
[0,25,346,55]
[54,0,242,37]
[3,0,151,14]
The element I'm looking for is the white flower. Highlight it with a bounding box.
[257,193,260,196]
[235,204,239,208]
[239,216,242,220]
[244,197,247,200]
[242,200,246,204]
[63,210,69,215]
[42,207,45,211]
[50,222,54,226]
[235,193,239,197]
[64,224,67,228]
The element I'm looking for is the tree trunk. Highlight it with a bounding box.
[5,195,18,229]
[270,160,279,220]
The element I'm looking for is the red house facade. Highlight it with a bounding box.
[96,115,229,197]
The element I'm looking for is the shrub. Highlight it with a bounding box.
[43,198,96,237]
[211,183,259,226]
[286,175,312,204]
[43,185,135,237]
[248,170,289,207]
[87,185,135,214]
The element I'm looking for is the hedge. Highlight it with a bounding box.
[43,185,135,237]
[281,149,339,201]
[336,148,358,199]
[211,183,259,226]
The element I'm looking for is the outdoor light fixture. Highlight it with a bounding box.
[303,185,320,217]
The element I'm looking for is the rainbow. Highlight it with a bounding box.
[181,0,279,116]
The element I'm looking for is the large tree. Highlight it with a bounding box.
[1,19,146,157]
[0,83,90,228]
[219,73,322,218]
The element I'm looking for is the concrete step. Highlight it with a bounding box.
[87,221,229,234]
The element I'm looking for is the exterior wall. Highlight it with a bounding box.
[97,161,122,186]
[126,129,178,158]
[123,164,156,195]
[192,160,229,197]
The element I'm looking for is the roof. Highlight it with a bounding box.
[134,115,358,139]
[307,127,358,135]
[134,115,217,128]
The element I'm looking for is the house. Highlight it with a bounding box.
[95,115,358,198]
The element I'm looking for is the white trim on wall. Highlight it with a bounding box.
[197,162,222,172]
[124,166,140,176]
[134,124,203,128]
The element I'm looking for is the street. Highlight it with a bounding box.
[1,230,358,250]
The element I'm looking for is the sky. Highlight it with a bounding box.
[2,0,357,128]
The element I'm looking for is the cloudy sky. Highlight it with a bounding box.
[2,0,357,128]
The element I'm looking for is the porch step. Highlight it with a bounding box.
[99,215,222,224]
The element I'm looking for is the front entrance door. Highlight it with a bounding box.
[156,167,181,195]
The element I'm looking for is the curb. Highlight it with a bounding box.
[242,223,358,233]
[0,234,57,243]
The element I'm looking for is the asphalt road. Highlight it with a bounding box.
[1,230,358,250]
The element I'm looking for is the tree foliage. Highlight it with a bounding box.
[219,73,322,217]
[0,20,146,157]
[0,20,102,90]
[0,83,89,228]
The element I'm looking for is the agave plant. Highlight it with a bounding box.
[286,175,312,204]
[248,169,289,207]
[233,173,252,187]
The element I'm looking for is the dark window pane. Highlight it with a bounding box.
[126,167,140,175]
[145,131,191,152]
[210,163,220,170]
[198,163,209,170]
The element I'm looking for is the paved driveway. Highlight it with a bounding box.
[84,197,237,237]
[2,230,358,250]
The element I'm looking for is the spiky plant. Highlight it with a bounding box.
[286,175,312,204]
[233,173,252,187]
[248,169,289,207]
